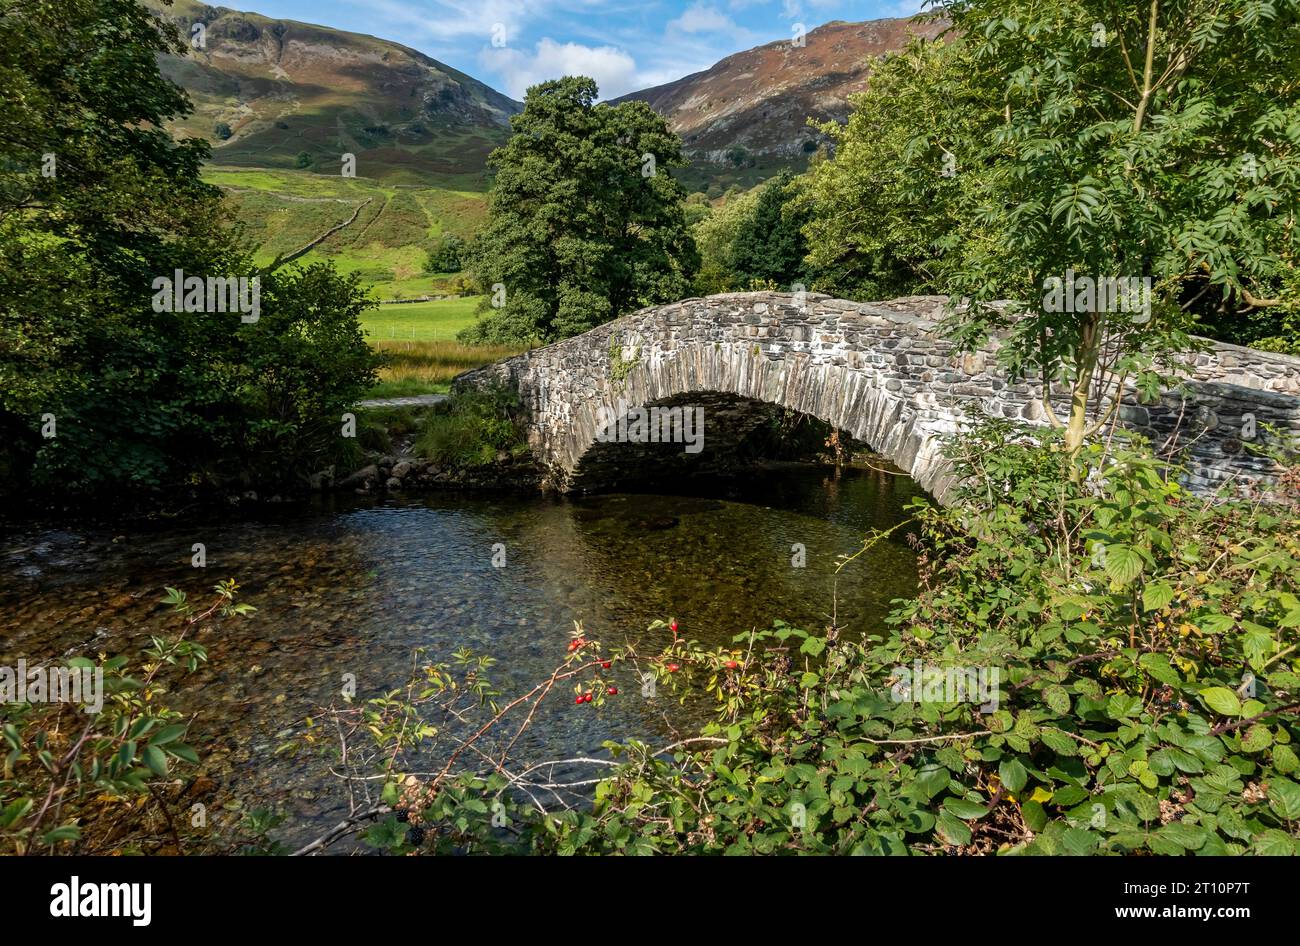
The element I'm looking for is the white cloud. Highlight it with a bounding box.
[669,4,737,34]
[364,0,552,42]
[480,38,642,99]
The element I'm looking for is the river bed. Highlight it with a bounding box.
[0,464,924,849]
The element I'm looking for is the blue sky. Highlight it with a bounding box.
[235,0,929,100]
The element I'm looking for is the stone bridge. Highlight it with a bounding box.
[458,292,1300,502]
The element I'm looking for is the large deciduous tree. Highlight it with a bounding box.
[461,77,698,344]
[0,0,379,498]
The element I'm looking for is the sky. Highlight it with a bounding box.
[232,0,931,100]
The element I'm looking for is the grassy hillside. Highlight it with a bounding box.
[209,167,487,300]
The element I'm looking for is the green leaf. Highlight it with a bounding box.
[1142,581,1175,612]
[41,825,82,844]
[1199,687,1241,716]
[149,724,187,746]
[799,637,827,657]
[381,781,401,806]
[1252,830,1297,856]
[1041,728,1078,755]
[1267,778,1300,821]
[1105,693,1143,719]
[942,796,990,820]
[1139,653,1181,686]
[142,745,169,776]
[998,757,1028,793]
[1042,684,1071,715]
[1103,545,1144,585]
[1241,724,1272,753]
[0,797,33,828]
[935,811,972,846]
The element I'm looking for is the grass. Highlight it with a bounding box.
[360,297,484,342]
[202,171,518,399]
[205,166,487,298]
[367,339,526,398]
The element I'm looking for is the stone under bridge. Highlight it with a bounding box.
[457,292,1300,502]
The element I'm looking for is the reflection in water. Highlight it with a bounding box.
[0,465,924,846]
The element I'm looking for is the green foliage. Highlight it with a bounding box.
[415,382,526,468]
[460,77,698,344]
[424,235,465,274]
[800,2,1300,449]
[694,172,810,294]
[213,121,233,140]
[340,424,1300,856]
[0,581,253,854]
[534,425,1300,854]
[796,37,996,300]
[0,0,381,498]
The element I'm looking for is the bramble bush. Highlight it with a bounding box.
[324,423,1300,855]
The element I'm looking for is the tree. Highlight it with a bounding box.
[802,1,1300,462]
[460,77,698,344]
[692,187,761,295]
[213,121,233,140]
[728,171,810,289]
[797,38,998,300]
[424,235,465,273]
[0,0,378,497]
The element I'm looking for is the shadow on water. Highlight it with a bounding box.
[0,462,926,846]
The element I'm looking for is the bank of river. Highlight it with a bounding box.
[0,464,924,848]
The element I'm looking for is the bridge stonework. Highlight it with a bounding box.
[459,292,1300,502]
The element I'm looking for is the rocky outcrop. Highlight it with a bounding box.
[458,292,1300,503]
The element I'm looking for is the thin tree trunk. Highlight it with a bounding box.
[1064,311,1102,472]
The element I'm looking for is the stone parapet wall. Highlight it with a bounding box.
[458,293,1300,501]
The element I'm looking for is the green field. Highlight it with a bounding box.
[359,297,516,398]
[360,297,483,342]
[206,166,487,301]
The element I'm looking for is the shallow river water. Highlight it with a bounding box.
[0,464,924,848]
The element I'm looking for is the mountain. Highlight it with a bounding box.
[614,17,946,189]
[145,0,522,184]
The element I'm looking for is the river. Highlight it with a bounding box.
[0,463,924,849]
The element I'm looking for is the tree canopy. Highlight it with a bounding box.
[801,0,1300,457]
[461,76,698,344]
[0,0,378,498]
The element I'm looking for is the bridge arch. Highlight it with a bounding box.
[458,292,1300,502]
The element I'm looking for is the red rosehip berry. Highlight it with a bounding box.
[601,661,611,669]
[607,686,618,695]
[724,660,739,670]
[669,620,678,633]
[667,663,680,673]
[583,692,593,703]
[574,695,583,704]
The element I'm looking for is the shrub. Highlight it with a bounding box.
[424,236,465,274]
[543,424,1300,854]
[0,583,254,854]
[415,383,526,468]
[323,422,1300,856]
